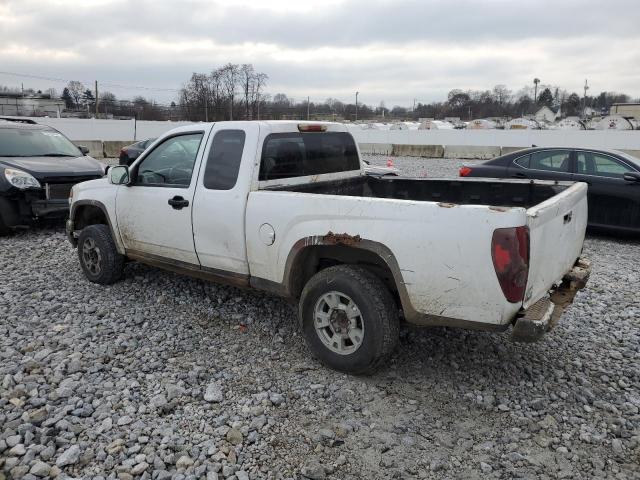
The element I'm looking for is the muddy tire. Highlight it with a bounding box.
[78,224,124,285]
[299,265,399,375]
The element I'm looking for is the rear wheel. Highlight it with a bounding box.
[0,215,10,236]
[299,265,399,375]
[78,224,124,284]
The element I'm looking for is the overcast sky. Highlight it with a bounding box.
[1,0,638,107]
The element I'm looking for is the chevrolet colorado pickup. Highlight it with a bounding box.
[67,121,590,374]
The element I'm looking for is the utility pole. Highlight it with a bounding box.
[355,91,359,122]
[94,80,99,118]
[583,79,590,118]
[307,96,310,120]
[533,78,540,105]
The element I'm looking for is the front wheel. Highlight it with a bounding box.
[299,265,399,375]
[77,224,125,284]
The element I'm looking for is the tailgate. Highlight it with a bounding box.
[523,182,588,309]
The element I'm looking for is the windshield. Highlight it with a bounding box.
[0,128,82,157]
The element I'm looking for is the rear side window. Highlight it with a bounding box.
[203,130,246,190]
[259,132,359,181]
[513,155,530,168]
[530,150,571,172]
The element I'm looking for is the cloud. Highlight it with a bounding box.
[0,0,638,106]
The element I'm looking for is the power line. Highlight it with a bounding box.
[0,70,181,93]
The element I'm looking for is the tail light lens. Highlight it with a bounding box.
[120,148,127,155]
[491,226,529,303]
[459,166,472,177]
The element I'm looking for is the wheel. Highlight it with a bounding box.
[299,265,399,375]
[77,224,125,284]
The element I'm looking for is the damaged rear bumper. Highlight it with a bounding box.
[511,257,591,342]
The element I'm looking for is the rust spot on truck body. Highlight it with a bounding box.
[323,231,362,246]
[437,202,457,208]
[489,206,510,212]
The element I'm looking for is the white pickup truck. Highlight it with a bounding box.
[67,121,590,374]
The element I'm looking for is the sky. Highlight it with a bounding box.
[0,0,639,108]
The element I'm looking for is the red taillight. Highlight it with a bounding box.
[298,124,327,132]
[491,226,529,303]
[120,148,127,155]
[459,166,472,177]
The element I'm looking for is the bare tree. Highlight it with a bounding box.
[240,64,254,120]
[220,63,240,120]
[250,72,267,119]
[67,81,85,109]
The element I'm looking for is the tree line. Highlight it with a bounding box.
[5,69,637,122]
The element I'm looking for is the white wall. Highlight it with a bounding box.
[18,117,640,150]
[21,117,197,141]
[351,129,640,150]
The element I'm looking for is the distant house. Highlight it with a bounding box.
[534,106,558,123]
[0,93,65,117]
[609,103,640,119]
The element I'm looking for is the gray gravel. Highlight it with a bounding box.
[362,154,485,178]
[1,159,639,479]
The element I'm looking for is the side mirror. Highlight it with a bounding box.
[78,145,90,156]
[623,172,640,183]
[109,165,130,185]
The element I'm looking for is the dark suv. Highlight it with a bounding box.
[0,118,105,234]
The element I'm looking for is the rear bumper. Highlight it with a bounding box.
[511,257,591,342]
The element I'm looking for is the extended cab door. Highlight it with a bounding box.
[115,130,207,265]
[191,122,260,275]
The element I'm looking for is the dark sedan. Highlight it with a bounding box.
[460,147,640,233]
[0,119,104,235]
[118,138,156,166]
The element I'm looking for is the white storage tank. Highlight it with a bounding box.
[593,115,635,130]
[505,118,539,130]
[556,118,586,130]
[418,120,454,130]
[466,119,497,129]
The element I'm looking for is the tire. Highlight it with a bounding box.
[299,265,399,375]
[77,224,125,285]
[0,215,10,236]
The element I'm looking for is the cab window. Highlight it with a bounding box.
[135,133,203,187]
[203,130,246,190]
[259,132,359,181]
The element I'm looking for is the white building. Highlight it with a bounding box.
[534,106,558,123]
[0,94,65,117]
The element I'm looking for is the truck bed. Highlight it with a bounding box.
[267,175,571,209]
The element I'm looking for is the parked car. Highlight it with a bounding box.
[460,147,640,233]
[0,118,104,235]
[118,138,156,166]
[67,122,590,374]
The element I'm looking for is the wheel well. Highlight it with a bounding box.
[288,245,399,304]
[74,205,108,231]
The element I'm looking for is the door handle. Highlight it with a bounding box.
[512,172,526,178]
[168,196,189,210]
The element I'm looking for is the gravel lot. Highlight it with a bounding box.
[1,157,639,480]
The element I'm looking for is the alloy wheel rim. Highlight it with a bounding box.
[82,237,102,276]
[313,291,364,355]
